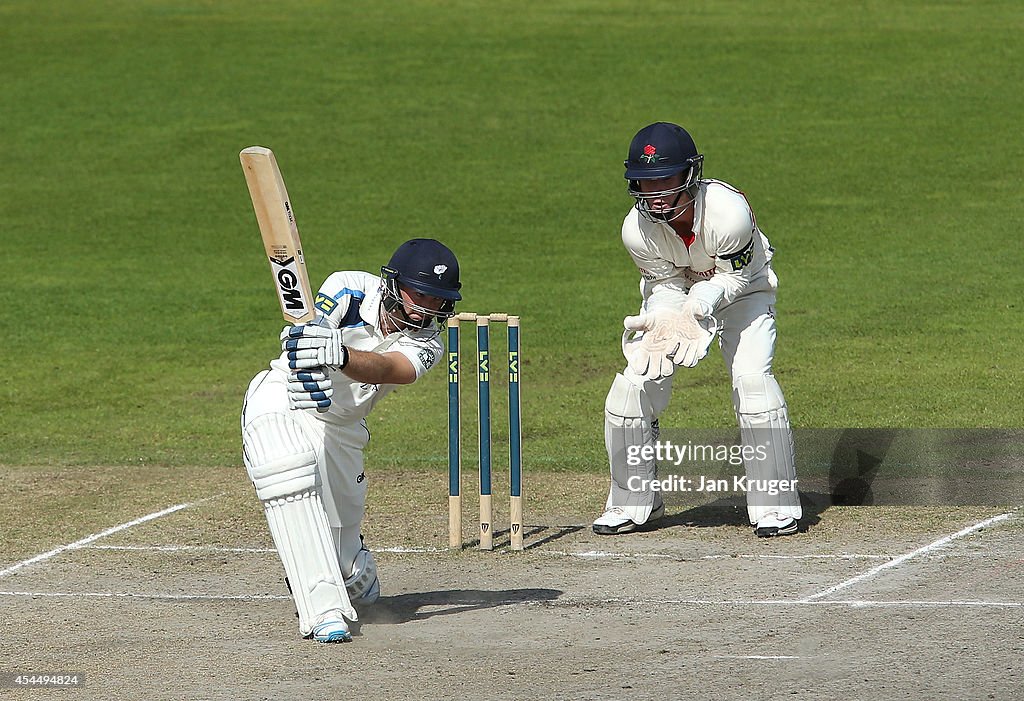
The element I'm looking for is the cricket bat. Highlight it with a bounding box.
[239,146,316,324]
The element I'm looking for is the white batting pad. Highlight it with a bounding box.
[733,373,802,525]
[243,413,357,633]
[604,373,660,523]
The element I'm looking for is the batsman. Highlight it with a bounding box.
[241,238,462,642]
[593,122,802,539]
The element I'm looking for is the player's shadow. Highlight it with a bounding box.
[652,491,826,533]
[353,587,562,632]
[825,428,898,505]
[523,524,586,549]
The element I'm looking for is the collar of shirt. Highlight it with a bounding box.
[360,281,384,330]
[690,182,707,237]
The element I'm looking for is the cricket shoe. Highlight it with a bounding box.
[754,513,799,538]
[592,499,665,535]
[309,609,353,643]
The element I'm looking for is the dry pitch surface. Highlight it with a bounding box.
[1,465,1021,700]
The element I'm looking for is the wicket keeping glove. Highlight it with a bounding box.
[622,314,676,380]
[286,369,334,411]
[281,325,350,371]
[666,298,721,368]
[622,303,720,379]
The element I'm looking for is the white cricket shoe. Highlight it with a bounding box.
[592,499,665,535]
[309,609,352,643]
[754,513,799,538]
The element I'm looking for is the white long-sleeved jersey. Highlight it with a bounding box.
[621,179,777,312]
[267,270,444,426]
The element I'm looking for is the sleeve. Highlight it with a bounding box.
[687,189,763,311]
[621,213,689,312]
[309,272,370,330]
[390,336,444,381]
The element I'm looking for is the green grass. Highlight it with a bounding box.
[0,1,1021,472]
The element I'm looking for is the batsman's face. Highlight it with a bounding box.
[399,284,445,323]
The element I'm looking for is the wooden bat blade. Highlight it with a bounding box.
[240,146,316,324]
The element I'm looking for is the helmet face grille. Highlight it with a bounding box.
[627,155,703,223]
[380,269,456,334]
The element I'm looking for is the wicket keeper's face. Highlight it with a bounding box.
[636,173,692,220]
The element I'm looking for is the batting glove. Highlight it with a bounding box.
[281,325,350,371]
[286,369,334,411]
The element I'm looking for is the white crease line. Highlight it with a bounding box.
[544,597,1022,609]
[704,553,890,561]
[836,599,1022,608]
[2,591,1018,609]
[81,544,444,554]
[800,512,1015,602]
[546,550,678,560]
[716,655,803,660]
[86,544,276,554]
[0,497,219,579]
[542,551,888,561]
[0,590,290,601]
[75,544,894,561]
[63,544,1017,564]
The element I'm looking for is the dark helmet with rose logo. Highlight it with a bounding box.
[624,122,704,223]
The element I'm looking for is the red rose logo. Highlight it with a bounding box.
[640,144,660,164]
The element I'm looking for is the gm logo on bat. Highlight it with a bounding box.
[270,255,310,314]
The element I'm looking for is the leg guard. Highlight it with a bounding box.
[733,373,802,525]
[242,412,357,635]
[602,372,665,524]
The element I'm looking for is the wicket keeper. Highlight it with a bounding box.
[593,122,802,539]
